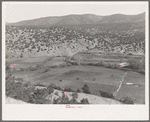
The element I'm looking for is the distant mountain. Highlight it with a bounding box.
[5,12,145,58]
[97,12,145,23]
[6,12,145,27]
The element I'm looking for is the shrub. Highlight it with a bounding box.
[50,83,62,90]
[62,92,70,104]
[5,64,51,104]
[50,65,57,68]
[54,91,59,96]
[20,68,24,72]
[82,84,91,94]
[6,79,36,103]
[99,90,114,99]
[23,82,31,87]
[49,83,57,89]
[127,58,145,71]
[19,87,34,103]
[69,61,79,66]
[5,63,17,96]
[32,88,51,104]
[56,86,62,90]
[71,92,78,99]
[119,96,134,104]
[93,77,96,81]
[69,97,80,104]
[80,98,90,104]
[107,62,111,68]
[76,88,81,93]
[20,54,23,58]
[5,63,13,81]
[138,70,145,75]
[34,83,46,87]
[53,97,63,104]
[53,91,81,104]
[67,63,72,66]
[114,63,118,69]
[64,88,74,92]
[39,68,50,73]
[53,92,70,104]
[99,61,104,66]
[6,81,23,98]
[47,85,54,94]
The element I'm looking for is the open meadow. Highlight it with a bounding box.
[7,52,145,104]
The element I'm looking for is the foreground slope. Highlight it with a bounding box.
[5,89,122,104]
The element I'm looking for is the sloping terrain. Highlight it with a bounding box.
[5,96,30,104]
[6,16,145,59]
[5,89,122,104]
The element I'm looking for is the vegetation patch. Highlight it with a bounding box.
[119,96,134,104]
[99,90,114,99]
[82,84,91,94]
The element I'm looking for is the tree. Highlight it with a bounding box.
[82,84,91,94]
[76,88,81,93]
[119,96,134,104]
[71,92,78,99]
[47,85,54,94]
[20,54,23,58]
[80,98,89,104]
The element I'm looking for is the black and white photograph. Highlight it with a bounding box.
[2,1,149,120]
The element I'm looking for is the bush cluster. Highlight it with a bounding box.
[80,98,90,104]
[18,65,39,72]
[34,83,46,87]
[119,96,134,104]
[53,92,79,104]
[99,90,114,99]
[29,86,54,104]
[53,92,90,104]
[127,58,145,73]
[76,88,81,93]
[50,83,63,90]
[68,61,79,66]
[63,87,75,92]
[6,79,54,104]
[6,63,54,104]
[39,68,50,73]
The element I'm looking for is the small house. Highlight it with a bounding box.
[119,62,130,68]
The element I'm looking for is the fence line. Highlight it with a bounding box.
[109,71,128,104]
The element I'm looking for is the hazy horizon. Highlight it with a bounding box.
[5,12,146,24]
[3,2,147,23]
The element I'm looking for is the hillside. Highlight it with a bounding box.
[6,89,122,104]
[5,26,145,59]
[7,13,145,27]
[97,12,145,24]
[6,12,145,59]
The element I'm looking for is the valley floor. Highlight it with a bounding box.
[6,54,145,104]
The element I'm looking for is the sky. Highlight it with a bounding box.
[3,2,147,23]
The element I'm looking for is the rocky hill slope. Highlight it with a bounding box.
[6,13,145,58]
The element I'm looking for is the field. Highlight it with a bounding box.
[7,52,145,104]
